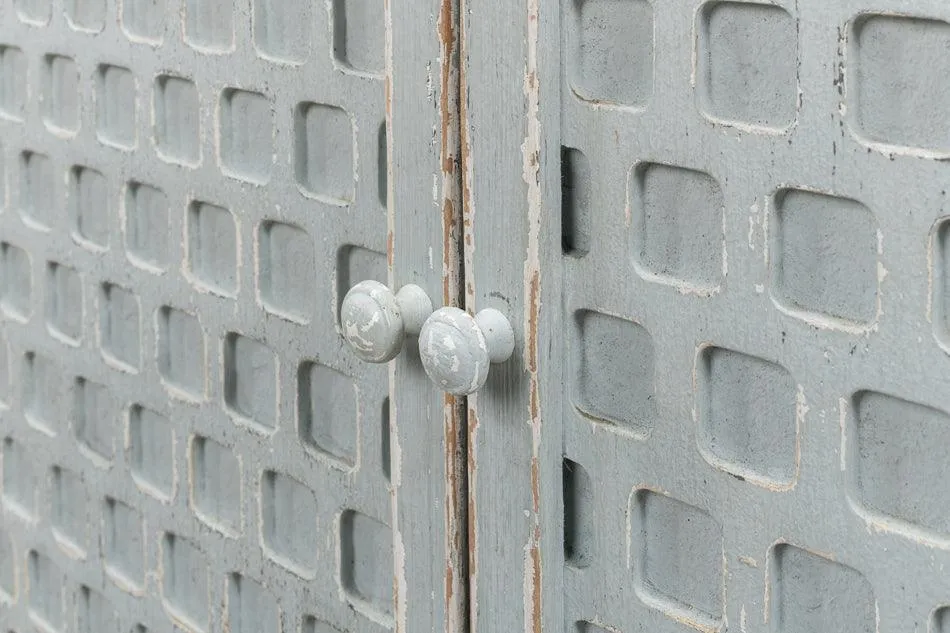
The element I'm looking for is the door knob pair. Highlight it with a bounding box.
[340,280,514,396]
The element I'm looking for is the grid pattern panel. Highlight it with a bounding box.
[560,1,950,632]
[0,1,393,631]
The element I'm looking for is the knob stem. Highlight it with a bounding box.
[474,308,515,363]
[395,285,433,336]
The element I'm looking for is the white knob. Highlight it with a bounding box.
[340,281,433,363]
[418,307,515,396]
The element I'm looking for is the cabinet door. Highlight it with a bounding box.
[0,2,463,632]
[463,0,950,631]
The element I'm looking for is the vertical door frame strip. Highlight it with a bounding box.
[386,0,466,631]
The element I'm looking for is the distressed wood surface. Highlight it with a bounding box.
[389,0,466,631]
[461,0,563,630]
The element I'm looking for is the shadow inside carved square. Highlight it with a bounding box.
[124,181,170,271]
[28,550,65,632]
[630,489,723,629]
[227,572,279,633]
[103,497,145,593]
[768,544,874,633]
[697,1,798,130]
[696,346,798,488]
[77,586,119,633]
[297,361,359,468]
[190,435,242,537]
[258,221,315,323]
[161,533,210,633]
[129,405,175,501]
[566,0,654,108]
[3,437,37,521]
[340,509,394,622]
[629,162,725,292]
[770,188,879,329]
[848,14,950,156]
[261,470,318,578]
[331,0,385,75]
[846,391,950,542]
[46,262,83,345]
[51,465,86,557]
[253,0,312,64]
[223,333,278,432]
[572,309,656,437]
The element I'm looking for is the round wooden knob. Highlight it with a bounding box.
[340,281,432,363]
[418,307,515,395]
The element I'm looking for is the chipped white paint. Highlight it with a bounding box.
[418,306,514,395]
[340,280,433,363]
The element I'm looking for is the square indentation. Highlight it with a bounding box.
[295,102,355,204]
[51,466,87,554]
[161,533,210,633]
[850,15,950,155]
[28,551,64,632]
[129,405,174,500]
[769,544,874,633]
[696,346,798,487]
[331,0,385,74]
[154,75,201,166]
[23,352,64,435]
[69,166,110,249]
[18,150,55,229]
[226,573,280,633]
[259,221,314,323]
[298,362,358,467]
[78,586,118,633]
[563,459,593,568]
[43,55,78,133]
[0,46,26,121]
[65,0,106,32]
[124,181,169,270]
[184,0,234,52]
[567,0,654,107]
[73,377,116,464]
[336,245,385,323]
[770,189,879,327]
[157,306,206,400]
[254,0,311,63]
[121,0,165,43]
[103,497,145,592]
[632,490,723,627]
[190,435,242,536]
[99,282,141,371]
[3,437,37,521]
[573,310,656,435]
[1,242,32,321]
[630,163,724,290]
[187,200,238,296]
[340,510,393,617]
[0,529,13,602]
[261,470,318,577]
[96,65,137,150]
[561,147,592,257]
[848,391,950,539]
[46,262,83,344]
[219,89,273,184]
[224,333,277,431]
[698,2,798,130]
